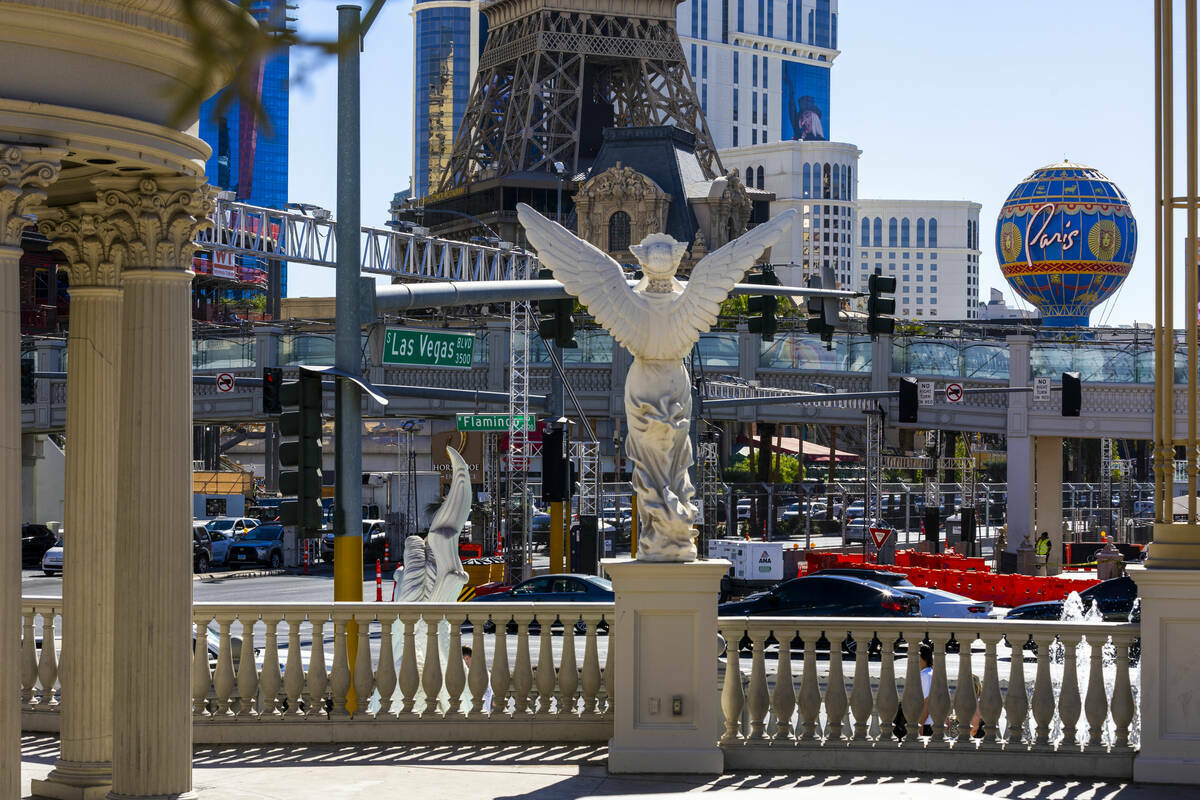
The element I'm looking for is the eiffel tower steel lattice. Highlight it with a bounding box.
[439,0,723,190]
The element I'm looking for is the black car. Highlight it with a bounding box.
[193,525,213,574]
[21,524,57,566]
[471,574,614,603]
[718,574,922,617]
[1006,575,1139,622]
[226,524,285,569]
[320,520,389,564]
[814,568,915,588]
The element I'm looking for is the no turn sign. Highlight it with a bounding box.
[215,372,236,393]
[945,382,964,403]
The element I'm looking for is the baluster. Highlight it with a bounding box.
[398,613,420,716]
[1058,630,1082,749]
[421,613,443,716]
[558,615,579,716]
[21,610,37,708]
[900,633,924,744]
[771,628,797,741]
[927,632,952,746]
[1109,634,1136,749]
[467,614,488,717]
[490,614,512,716]
[601,615,614,716]
[849,630,873,743]
[192,616,213,717]
[444,614,465,716]
[535,614,555,715]
[304,615,328,717]
[979,632,1004,748]
[375,611,398,716]
[745,628,770,739]
[796,629,821,743]
[511,613,534,715]
[824,631,849,742]
[1004,633,1029,746]
[37,610,58,706]
[953,632,978,745]
[283,614,305,717]
[260,614,282,716]
[329,613,351,717]
[1030,632,1056,747]
[236,614,260,716]
[354,614,376,718]
[213,613,236,716]
[580,614,600,714]
[875,632,899,744]
[719,624,744,743]
[1084,631,1108,749]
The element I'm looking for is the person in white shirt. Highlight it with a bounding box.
[918,643,935,736]
[462,645,493,712]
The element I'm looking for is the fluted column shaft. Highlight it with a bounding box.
[0,144,63,800]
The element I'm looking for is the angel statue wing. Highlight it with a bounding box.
[669,209,798,351]
[516,202,648,352]
[396,446,472,602]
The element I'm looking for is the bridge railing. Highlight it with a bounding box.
[716,615,1139,777]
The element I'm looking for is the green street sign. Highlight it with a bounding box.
[382,327,475,368]
[456,413,537,433]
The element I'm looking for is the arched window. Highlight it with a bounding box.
[916,218,925,248]
[846,167,852,200]
[822,163,831,199]
[747,166,754,185]
[831,164,840,199]
[872,217,882,247]
[608,211,631,252]
[756,166,765,189]
[860,217,870,246]
[929,218,938,247]
[803,163,811,197]
[888,217,898,247]
[901,218,910,247]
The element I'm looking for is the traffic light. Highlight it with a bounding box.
[541,424,570,502]
[898,376,919,423]
[279,369,324,534]
[262,367,282,414]
[746,267,781,342]
[20,359,34,405]
[867,273,897,337]
[1062,371,1081,417]
[804,267,838,343]
[536,268,577,349]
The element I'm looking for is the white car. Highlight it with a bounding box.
[901,587,993,618]
[844,518,868,542]
[198,519,232,565]
[205,517,259,541]
[41,540,63,576]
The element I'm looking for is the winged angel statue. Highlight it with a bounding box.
[517,203,796,562]
[395,446,471,602]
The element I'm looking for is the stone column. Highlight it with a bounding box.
[0,144,63,800]
[31,200,128,800]
[1034,436,1064,575]
[100,177,212,800]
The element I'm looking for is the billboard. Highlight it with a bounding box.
[781,62,830,142]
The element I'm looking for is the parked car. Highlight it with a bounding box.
[844,518,868,542]
[202,520,234,565]
[815,570,992,619]
[320,520,389,563]
[193,524,212,574]
[1006,575,1139,622]
[842,500,865,520]
[226,524,285,569]
[529,513,551,549]
[41,539,64,576]
[21,524,57,566]
[205,517,259,541]
[471,574,614,603]
[718,575,921,617]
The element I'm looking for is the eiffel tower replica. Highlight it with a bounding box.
[434,0,722,208]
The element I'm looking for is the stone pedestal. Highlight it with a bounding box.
[604,558,728,774]
[1131,563,1200,784]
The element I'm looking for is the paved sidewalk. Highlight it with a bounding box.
[21,735,1199,800]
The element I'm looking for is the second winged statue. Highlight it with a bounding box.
[517,203,796,562]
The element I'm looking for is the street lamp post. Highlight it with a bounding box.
[553,161,565,224]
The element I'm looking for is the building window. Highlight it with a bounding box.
[762,92,768,126]
[757,0,764,34]
[888,217,898,247]
[803,163,811,197]
[756,165,764,188]
[608,211,631,252]
[732,88,739,121]
[901,218,910,247]
[752,129,757,145]
[738,0,744,31]
[860,217,869,246]
[929,218,938,247]
[702,46,708,79]
[733,51,739,83]
[692,0,699,36]
[733,126,739,146]
[702,0,709,38]
[916,218,925,248]
[787,0,793,40]
[701,83,707,114]
[872,217,882,247]
[752,53,758,86]
[823,163,831,199]
[766,0,773,36]
[762,56,768,89]
[752,92,757,124]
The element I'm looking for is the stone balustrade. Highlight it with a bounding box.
[20,600,614,744]
[717,616,1140,778]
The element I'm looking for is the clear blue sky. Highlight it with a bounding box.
[286,1,1187,327]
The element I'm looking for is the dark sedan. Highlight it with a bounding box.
[21,524,57,566]
[1006,575,1139,622]
[226,524,285,569]
[719,575,921,617]
[470,574,613,603]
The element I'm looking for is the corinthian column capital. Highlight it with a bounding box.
[0,144,66,246]
[90,175,215,269]
[37,207,127,289]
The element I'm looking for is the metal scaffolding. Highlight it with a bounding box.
[697,439,721,549]
[505,300,534,583]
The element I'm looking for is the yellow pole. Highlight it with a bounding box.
[549,500,565,573]
[630,494,639,557]
[334,531,364,712]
